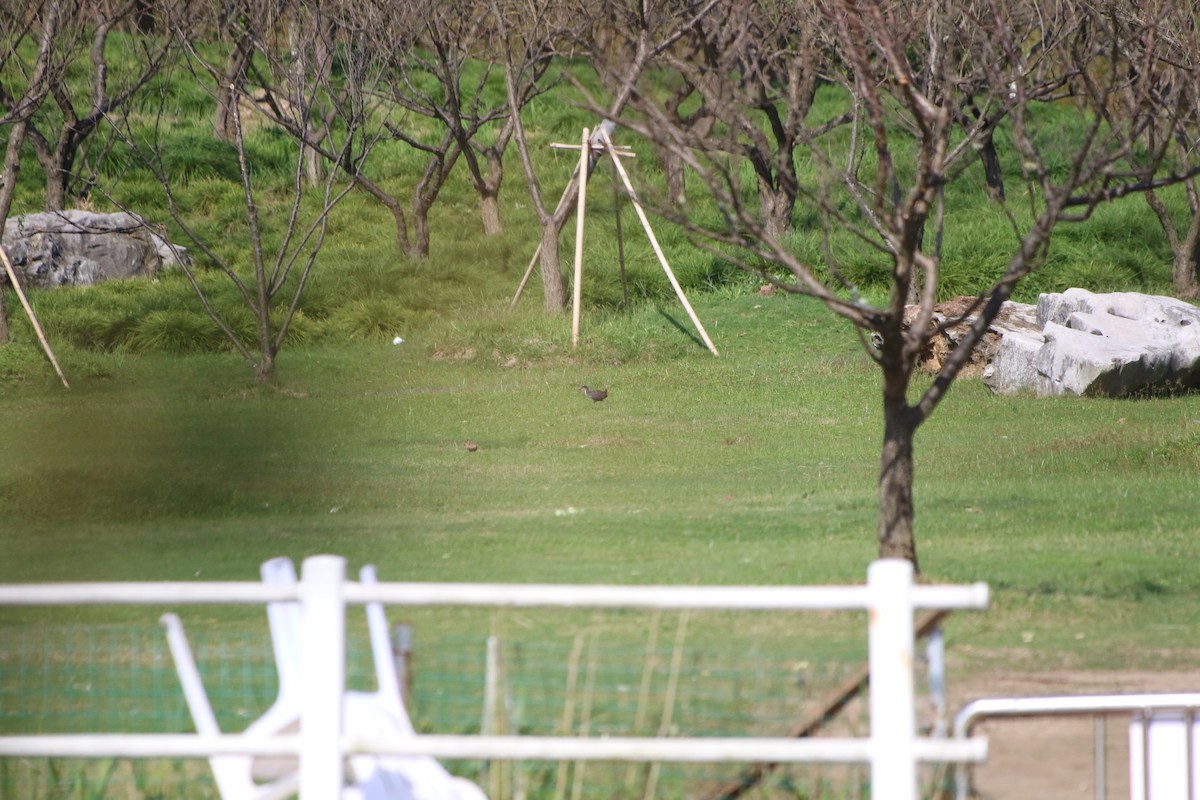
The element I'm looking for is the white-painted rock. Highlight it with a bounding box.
[982,289,1200,396]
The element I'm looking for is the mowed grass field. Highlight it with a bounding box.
[2,289,1198,672]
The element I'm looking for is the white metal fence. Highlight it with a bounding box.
[954,693,1200,800]
[0,557,989,800]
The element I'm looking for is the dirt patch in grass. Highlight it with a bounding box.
[951,669,1200,799]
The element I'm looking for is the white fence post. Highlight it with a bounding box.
[869,558,917,800]
[299,555,347,799]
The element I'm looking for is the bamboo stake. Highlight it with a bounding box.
[508,241,543,311]
[570,129,589,349]
[0,244,69,388]
[642,612,690,800]
[482,634,501,799]
[553,633,586,800]
[697,610,952,800]
[598,128,719,356]
[569,629,600,800]
[623,610,661,790]
[613,166,629,308]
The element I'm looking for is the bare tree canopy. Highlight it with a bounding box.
[596,0,1200,568]
[0,0,177,211]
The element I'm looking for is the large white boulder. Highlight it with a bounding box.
[982,289,1200,396]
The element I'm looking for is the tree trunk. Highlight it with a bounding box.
[480,191,502,235]
[214,43,253,142]
[759,182,795,240]
[878,373,920,572]
[410,204,431,259]
[477,126,510,235]
[1146,188,1200,299]
[26,131,68,212]
[538,224,565,313]
[979,129,1005,202]
[1175,250,1200,299]
[43,159,67,211]
[0,119,22,345]
[256,345,277,383]
[384,203,409,255]
[665,153,687,208]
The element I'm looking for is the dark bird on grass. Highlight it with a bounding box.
[580,386,608,402]
[464,440,479,452]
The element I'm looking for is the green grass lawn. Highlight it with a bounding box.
[4,35,1200,799]
[2,291,1197,672]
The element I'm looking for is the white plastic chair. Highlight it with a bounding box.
[161,612,301,800]
[161,558,486,800]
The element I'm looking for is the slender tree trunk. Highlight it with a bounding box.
[26,131,69,211]
[1176,249,1200,299]
[979,129,1005,201]
[1178,185,1200,299]
[759,183,795,240]
[538,224,565,313]
[256,345,276,382]
[665,153,687,207]
[480,191,502,235]
[878,370,920,572]
[1146,188,1200,299]
[0,119,26,345]
[214,42,253,142]
[411,204,432,260]
[43,150,69,211]
[476,120,512,235]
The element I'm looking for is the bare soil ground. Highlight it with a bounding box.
[951,670,1200,800]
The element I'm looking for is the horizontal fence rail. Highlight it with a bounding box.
[0,556,990,800]
[0,732,990,763]
[0,579,989,610]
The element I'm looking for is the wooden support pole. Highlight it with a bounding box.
[0,244,69,388]
[571,128,590,349]
[598,128,719,357]
[613,166,629,308]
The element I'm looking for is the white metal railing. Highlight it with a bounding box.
[954,693,1200,800]
[0,556,990,800]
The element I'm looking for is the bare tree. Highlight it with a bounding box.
[106,0,374,382]
[365,0,515,254]
[0,0,69,343]
[659,1,846,238]
[209,4,258,142]
[1115,4,1200,299]
[612,0,1199,570]
[0,0,174,211]
[494,0,575,310]
[376,0,553,239]
[501,0,722,312]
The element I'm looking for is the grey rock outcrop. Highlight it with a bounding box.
[2,210,186,289]
[982,289,1200,396]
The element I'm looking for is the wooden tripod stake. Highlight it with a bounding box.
[571,128,589,349]
[0,243,69,388]
[515,127,719,357]
[597,127,718,356]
